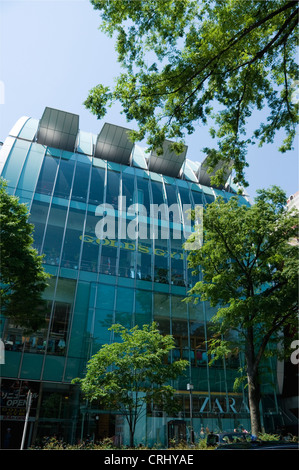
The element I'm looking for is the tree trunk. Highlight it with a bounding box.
[129,424,135,448]
[247,368,262,436]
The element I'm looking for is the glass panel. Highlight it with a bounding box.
[151,180,165,205]
[178,186,191,206]
[17,145,44,193]
[154,238,169,283]
[136,175,150,213]
[53,158,75,199]
[136,239,152,281]
[80,212,100,272]
[135,290,152,324]
[121,171,136,211]
[29,200,49,253]
[114,311,133,329]
[92,309,113,353]
[71,161,90,202]
[203,193,215,205]
[1,140,30,188]
[115,287,134,326]
[106,170,120,208]
[164,183,178,206]
[61,208,85,269]
[154,293,170,333]
[118,239,135,278]
[172,317,189,361]
[35,155,59,196]
[20,278,75,356]
[116,287,134,313]
[191,189,203,206]
[46,301,71,355]
[96,284,115,311]
[189,322,207,367]
[170,234,185,286]
[43,203,68,265]
[89,166,105,206]
[100,240,118,276]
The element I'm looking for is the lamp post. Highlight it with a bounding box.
[20,390,32,450]
[187,383,194,444]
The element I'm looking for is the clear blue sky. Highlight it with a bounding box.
[0,0,298,200]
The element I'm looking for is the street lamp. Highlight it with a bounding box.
[187,383,194,444]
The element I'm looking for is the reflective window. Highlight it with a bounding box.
[115,287,134,327]
[164,183,178,208]
[96,284,115,311]
[17,145,44,193]
[121,171,135,210]
[61,208,85,269]
[170,235,185,286]
[80,213,100,272]
[92,309,113,352]
[89,166,105,206]
[35,156,59,196]
[72,161,90,202]
[53,159,75,199]
[151,180,165,206]
[46,301,71,355]
[154,238,169,283]
[42,204,68,265]
[6,278,76,356]
[189,322,206,366]
[2,140,30,188]
[203,193,215,205]
[191,189,203,206]
[118,238,135,278]
[136,176,150,213]
[154,293,170,333]
[178,186,191,206]
[100,240,118,276]
[136,239,152,281]
[106,170,120,208]
[116,286,134,313]
[172,317,189,362]
[29,200,49,253]
[135,290,152,326]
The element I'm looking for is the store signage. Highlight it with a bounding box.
[80,234,185,260]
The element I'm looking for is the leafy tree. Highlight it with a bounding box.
[186,186,298,435]
[73,322,188,447]
[85,0,298,187]
[0,178,49,331]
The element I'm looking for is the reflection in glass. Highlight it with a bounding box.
[29,200,49,253]
[61,209,85,269]
[35,155,59,196]
[170,234,185,286]
[136,240,152,281]
[43,204,68,265]
[135,290,152,326]
[89,166,105,205]
[121,171,135,210]
[154,293,170,333]
[154,238,169,283]
[106,170,120,208]
[53,159,75,199]
[151,180,165,206]
[72,161,90,201]
[136,176,150,213]
[81,213,100,272]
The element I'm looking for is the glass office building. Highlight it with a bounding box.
[0,107,286,448]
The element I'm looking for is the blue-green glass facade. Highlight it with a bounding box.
[0,110,283,448]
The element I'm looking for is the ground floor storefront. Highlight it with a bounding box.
[1,378,291,449]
